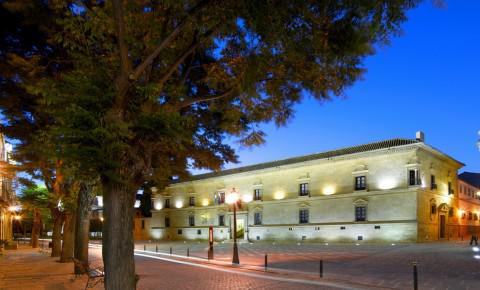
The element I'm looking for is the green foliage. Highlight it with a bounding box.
[1,0,420,190]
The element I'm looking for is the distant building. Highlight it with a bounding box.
[457,173,480,235]
[0,134,15,241]
[145,132,480,243]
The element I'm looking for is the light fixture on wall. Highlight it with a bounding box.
[175,200,183,208]
[378,178,397,190]
[322,186,335,195]
[274,190,285,200]
[202,199,209,206]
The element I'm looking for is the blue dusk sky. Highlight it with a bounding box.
[200,1,480,174]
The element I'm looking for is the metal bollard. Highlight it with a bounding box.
[264,254,268,271]
[170,247,172,255]
[413,261,418,290]
[319,259,323,278]
[156,245,158,253]
[144,244,146,251]
[187,248,190,257]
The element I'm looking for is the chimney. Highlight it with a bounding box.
[416,131,425,142]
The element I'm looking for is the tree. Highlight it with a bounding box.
[18,186,51,248]
[3,1,419,289]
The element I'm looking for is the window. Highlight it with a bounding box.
[189,196,195,206]
[299,183,309,196]
[189,215,195,226]
[448,182,453,195]
[449,208,454,217]
[215,192,225,205]
[430,175,437,190]
[299,209,309,224]
[141,219,145,229]
[219,215,225,226]
[355,206,367,221]
[165,217,170,228]
[355,176,366,191]
[253,188,262,201]
[164,198,170,208]
[408,169,421,186]
[431,204,437,215]
[177,229,183,235]
[197,229,201,235]
[469,212,473,220]
[254,212,262,225]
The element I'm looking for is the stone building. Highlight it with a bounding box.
[143,132,479,243]
[0,133,15,242]
[457,172,480,238]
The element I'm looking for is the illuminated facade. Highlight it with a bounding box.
[0,133,15,242]
[145,132,476,242]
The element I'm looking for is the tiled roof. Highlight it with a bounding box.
[177,138,420,183]
[459,172,480,188]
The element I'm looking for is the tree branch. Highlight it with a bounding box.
[129,0,210,81]
[177,87,236,109]
[157,29,215,90]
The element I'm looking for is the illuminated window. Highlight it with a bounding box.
[355,206,367,222]
[218,215,225,226]
[189,196,195,206]
[299,209,309,223]
[254,212,262,225]
[214,192,225,205]
[253,188,262,201]
[409,170,421,186]
[189,215,195,226]
[355,176,366,191]
[299,183,309,196]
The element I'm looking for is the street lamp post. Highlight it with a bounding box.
[226,188,240,264]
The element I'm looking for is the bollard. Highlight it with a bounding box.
[319,259,323,278]
[264,254,268,271]
[144,244,146,251]
[413,261,418,290]
[170,247,172,255]
[156,245,158,253]
[187,248,190,257]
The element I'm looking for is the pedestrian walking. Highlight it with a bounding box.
[470,233,478,245]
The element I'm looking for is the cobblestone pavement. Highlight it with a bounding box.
[1,245,342,290]
[132,240,480,290]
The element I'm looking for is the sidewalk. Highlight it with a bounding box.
[0,246,96,290]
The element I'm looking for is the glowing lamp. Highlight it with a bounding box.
[8,206,17,212]
[100,217,104,222]
[14,215,21,220]
[226,191,240,204]
[154,202,162,210]
[273,190,285,200]
[323,186,335,195]
[378,178,397,190]
[241,194,253,203]
[175,200,184,208]
[202,199,209,206]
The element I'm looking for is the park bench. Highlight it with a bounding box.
[73,258,105,290]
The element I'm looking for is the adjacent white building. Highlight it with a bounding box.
[140,132,479,243]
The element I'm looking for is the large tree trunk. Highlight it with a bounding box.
[103,181,136,290]
[74,185,93,274]
[30,208,41,248]
[51,210,64,257]
[60,211,76,262]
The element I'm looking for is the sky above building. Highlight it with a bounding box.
[195,1,480,175]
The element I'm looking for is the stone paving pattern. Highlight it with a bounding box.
[134,240,480,290]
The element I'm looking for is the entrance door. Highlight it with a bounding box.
[439,215,446,239]
[236,218,245,239]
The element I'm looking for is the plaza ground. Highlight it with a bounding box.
[1,241,480,289]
